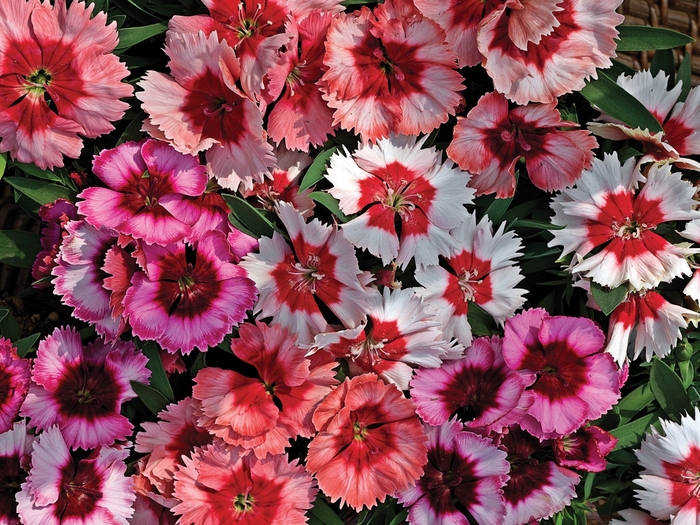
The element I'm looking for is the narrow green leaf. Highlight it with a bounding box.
[650,358,691,418]
[610,412,658,449]
[650,49,675,83]
[0,153,7,181]
[387,509,408,525]
[617,146,643,162]
[299,147,337,191]
[467,302,496,336]
[485,196,513,223]
[116,22,168,51]
[309,499,344,525]
[616,25,695,51]
[110,0,158,24]
[140,341,175,403]
[580,71,664,133]
[590,281,628,315]
[190,351,207,378]
[583,473,596,500]
[677,53,692,102]
[679,359,694,388]
[510,219,564,230]
[0,231,40,268]
[308,191,348,222]
[131,380,170,415]
[222,194,277,239]
[615,382,655,424]
[3,177,75,206]
[117,112,147,145]
[0,309,21,342]
[14,333,40,357]
[609,59,637,78]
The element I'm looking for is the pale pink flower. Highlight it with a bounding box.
[321,0,464,141]
[20,326,150,450]
[447,91,597,197]
[609,509,664,525]
[0,421,35,525]
[0,338,30,434]
[325,134,474,269]
[173,442,317,525]
[16,425,135,525]
[549,154,700,291]
[0,0,132,169]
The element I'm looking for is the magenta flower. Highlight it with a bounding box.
[0,421,34,525]
[20,326,150,450]
[553,425,617,473]
[31,199,79,286]
[0,338,30,434]
[502,308,620,439]
[124,230,258,354]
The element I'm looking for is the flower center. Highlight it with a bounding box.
[233,491,255,513]
[25,68,52,94]
[458,269,482,302]
[203,97,235,117]
[500,126,532,152]
[75,387,98,406]
[612,218,647,239]
[353,421,367,441]
[290,254,325,294]
[350,334,389,365]
[178,274,195,292]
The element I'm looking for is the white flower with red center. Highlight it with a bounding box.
[549,153,700,291]
[325,134,474,270]
[477,0,623,104]
[240,201,373,344]
[605,289,700,364]
[311,287,462,390]
[321,0,464,141]
[415,213,526,347]
[16,426,135,525]
[635,408,700,524]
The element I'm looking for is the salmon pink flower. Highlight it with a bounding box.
[502,308,620,439]
[0,0,132,169]
[173,442,317,525]
[307,374,428,511]
[21,327,150,450]
[0,421,34,525]
[325,134,474,269]
[446,91,597,197]
[16,426,135,525]
[321,0,464,141]
[0,338,30,434]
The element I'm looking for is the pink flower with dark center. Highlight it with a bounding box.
[321,0,464,141]
[0,0,132,169]
[124,230,258,354]
[240,202,373,344]
[0,421,34,525]
[553,425,617,473]
[398,419,509,525]
[16,426,135,525]
[307,374,428,511]
[446,91,597,197]
[549,154,700,291]
[0,338,30,434]
[326,134,474,269]
[77,139,208,246]
[415,212,526,347]
[311,287,462,390]
[502,308,620,439]
[193,322,337,458]
[32,199,79,286]
[173,442,317,525]
[20,326,150,450]
[410,336,534,433]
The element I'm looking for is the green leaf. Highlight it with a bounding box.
[616,25,695,51]
[299,147,337,191]
[617,146,643,162]
[3,177,75,206]
[309,498,344,525]
[580,71,664,133]
[131,380,170,415]
[583,473,596,500]
[677,53,692,102]
[610,412,659,449]
[139,341,175,403]
[117,112,147,145]
[190,351,207,378]
[467,302,496,336]
[0,231,40,268]
[222,194,277,239]
[679,359,694,387]
[386,509,408,525]
[308,191,348,222]
[650,358,691,418]
[485,195,513,223]
[14,333,40,357]
[0,153,7,181]
[590,281,628,315]
[615,382,655,424]
[0,309,21,342]
[116,22,168,51]
[650,49,675,83]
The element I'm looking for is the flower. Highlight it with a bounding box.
[609,509,664,525]
[306,374,428,511]
[325,134,474,269]
[0,0,132,169]
[635,408,700,524]
[31,199,79,286]
[0,421,35,525]
[20,326,150,450]
[446,91,597,197]
[397,419,510,525]
[0,338,30,434]
[553,425,617,473]
[16,425,135,525]
[172,442,317,525]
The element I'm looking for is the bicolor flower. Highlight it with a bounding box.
[0,338,30,434]
[0,421,34,525]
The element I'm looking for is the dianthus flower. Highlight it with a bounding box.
[0,421,34,525]
[635,408,700,524]
[609,509,664,525]
[502,308,620,439]
[0,0,132,169]
[397,419,510,525]
[321,0,464,141]
[446,91,597,197]
[173,442,317,525]
[549,154,700,291]
[32,199,79,286]
[0,338,30,434]
[20,326,150,450]
[325,134,474,269]
[553,425,617,473]
[307,374,428,511]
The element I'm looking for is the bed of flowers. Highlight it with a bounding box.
[3,0,700,523]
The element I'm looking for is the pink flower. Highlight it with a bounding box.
[325,134,474,269]
[77,139,208,246]
[20,326,150,450]
[609,509,664,525]
[31,199,79,286]
[321,0,464,141]
[0,421,34,525]
[553,425,617,473]
[16,425,135,525]
[0,0,131,169]
[446,91,597,197]
[193,322,337,458]
[502,308,620,439]
[307,374,428,511]
[635,408,700,524]
[0,338,30,434]
[397,419,510,525]
[173,442,317,525]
